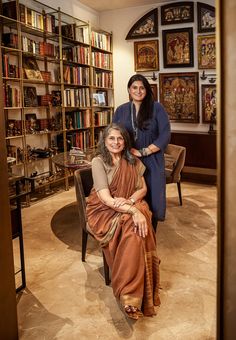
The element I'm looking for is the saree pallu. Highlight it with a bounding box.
[86,158,161,316]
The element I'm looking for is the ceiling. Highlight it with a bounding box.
[79,0,177,12]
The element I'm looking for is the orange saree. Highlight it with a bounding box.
[86,157,160,316]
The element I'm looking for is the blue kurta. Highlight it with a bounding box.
[113,101,170,221]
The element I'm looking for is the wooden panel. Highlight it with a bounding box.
[170,131,216,169]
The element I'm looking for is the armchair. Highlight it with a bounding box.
[165,144,186,206]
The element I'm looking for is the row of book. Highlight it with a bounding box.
[2,54,19,78]
[93,70,113,88]
[94,110,112,126]
[55,24,89,44]
[66,130,92,150]
[4,84,21,107]
[3,1,55,33]
[65,110,91,129]
[22,36,59,58]
[91,51,112,69]
[91,32,111,52]
[63,65,90,85]
[62,46,90,65]
[63,88,90,108]
[2,33,59,59]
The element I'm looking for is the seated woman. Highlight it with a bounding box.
[86,123,160,320]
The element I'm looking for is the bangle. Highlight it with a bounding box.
[130,197,135,205]
[126,207,137,215]
[139,148,148,156]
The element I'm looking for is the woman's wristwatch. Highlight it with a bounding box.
[130,197,136,205]
[139,147,152,157]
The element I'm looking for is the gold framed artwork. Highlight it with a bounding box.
[202,84,217,123]
[159,72,199,123]
[150,83,158,100]
[197,2,215,33]
[161,2,194,25]
[134,40,159,72]
[126,9,158,40]
[198,35,216,69]
[162,28,194,68]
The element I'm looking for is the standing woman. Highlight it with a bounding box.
[113,74,170,229]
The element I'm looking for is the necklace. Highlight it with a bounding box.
[131,102,138,141]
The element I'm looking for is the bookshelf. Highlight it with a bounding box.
[90,29,114,145]
[0,0,114,200]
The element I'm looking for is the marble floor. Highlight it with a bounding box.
[16,181,217,340]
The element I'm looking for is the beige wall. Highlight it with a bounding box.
[99,0,215,133]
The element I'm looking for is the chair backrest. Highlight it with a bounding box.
[74,168,93,231]
[165,144,186,182]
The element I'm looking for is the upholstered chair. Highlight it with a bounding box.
[74,168,110,285]
[165,144,186,205]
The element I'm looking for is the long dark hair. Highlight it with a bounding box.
[128,74,154,129]
[96,123,136,166]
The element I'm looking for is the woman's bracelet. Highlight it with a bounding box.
[126,206,137,215]
[139,148,148,156]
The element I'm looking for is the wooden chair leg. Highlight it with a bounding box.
[102,251,110,285]
[177,181,182,206]
[82,229,88,262]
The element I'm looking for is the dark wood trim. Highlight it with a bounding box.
[170,131,216,183]
[0,22,18,338]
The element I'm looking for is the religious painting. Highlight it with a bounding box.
[162,28,193,68]
[197,2,215,33]
[161,2,194,25]
[150,83,158,100]
[134,40,159,72]
[202,84,217,123]
[159,72,199,123]
[126,9,158,40]
[198,35,216,69]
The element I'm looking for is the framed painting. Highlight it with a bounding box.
[126,8,158,40]
[134,40,159,72]
[150,83,158,100]
[159,72,199,123]
[198,35,216,69]
[197,2,215,33]
[202,84,216,123]
[161,2,194,25]
[162,28,193,68]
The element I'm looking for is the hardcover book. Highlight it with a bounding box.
[23,57,43,81]
[23,87,38,107]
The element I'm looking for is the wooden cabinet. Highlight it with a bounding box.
[170,131,216,182]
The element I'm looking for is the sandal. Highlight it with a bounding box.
[124,305,143,320]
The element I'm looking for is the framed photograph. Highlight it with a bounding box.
[150,84,158,100]
[134,40,159,72]
[162,28,193,68]
[198,35,216,69]
[126,8,158,40]
[159,72,199,123]
[202,84,216,123]
[197,2,215,33]
[161,2,194,25]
